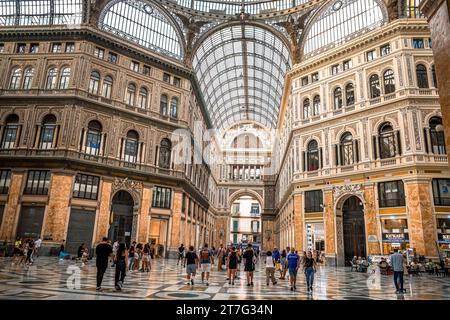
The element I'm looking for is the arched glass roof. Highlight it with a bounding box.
[193,25,291,131]
[0,0,83,26]
[303,0,386,56]
[99,0,184,60]
[174,0,310,15]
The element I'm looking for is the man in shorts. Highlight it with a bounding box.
[185,246,199,285]
[199,243,214,286]
[287,247,300,291]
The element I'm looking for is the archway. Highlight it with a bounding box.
[342,196,366,265]
[109,190,134,248]
[229,195,262,251]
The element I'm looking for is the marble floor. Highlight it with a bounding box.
[0,257,449,300]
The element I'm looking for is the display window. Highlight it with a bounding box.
[381,218,410,254]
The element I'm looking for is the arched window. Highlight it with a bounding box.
[345,83,355,106]
[334,87,343,109]
[85,120,102,156]
[138,87,148,109]
[307,140,319,171]
[303,98,310,119]
[23,68,34,90]
[429,117,446,154]
[369,74,381,98]
[59,67,71,89]
[102,76,113,99]
[431,64,437,88]
[312,96,320,116]
[125,83,136,106]
[46,67,58,89]
[159,138,172,169]
[88,71,100,94]
[340,132,354,166]
[170,97,178,118]
[39,114,57,149]
[383,69,395,94]
[416,64,429,88]
[379,122,397,159]
[160,94,168,116]
[9,67,22,89]
[1,114,19,149]
[124,130,139,163]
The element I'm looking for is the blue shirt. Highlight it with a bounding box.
[390,253,404,272]
[272,250,280,261]
[287,253,300,269]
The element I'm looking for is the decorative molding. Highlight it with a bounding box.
[332,184,364,203]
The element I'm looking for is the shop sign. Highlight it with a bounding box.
[382,233,409,243]
[438,233,450,243]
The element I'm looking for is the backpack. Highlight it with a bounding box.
[201,249,210,262]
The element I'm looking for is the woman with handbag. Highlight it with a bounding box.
[114,242,128,291]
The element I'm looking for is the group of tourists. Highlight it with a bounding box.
[177,243,319,293]
[11,236,42,266]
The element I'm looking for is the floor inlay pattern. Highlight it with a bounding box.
[0,257,449,300]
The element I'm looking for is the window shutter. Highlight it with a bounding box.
[334,144,339,166]
[319,147,323,168]
[354,139,359,163]
[396,130,402,155]
[423,128,429,153]
[302,151,306,172]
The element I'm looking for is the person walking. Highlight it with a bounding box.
[287,248,300,291]
[303,251,317,294]
[217,244,224,271]
[265,251,277,286]
[128,241,136,271]
[114,242,128,291]
[58,240,65,257]
[34,237,41,258]
[25,240,34,265]
[227,247,238,285]
[185,246,199,285]
[236,247,242,279]
[112,240,119,267]
[280,249,287,279]
[141,243,151,272]
[243,243,255,287]
[178,244,185,266]
[199,244,214,286]
[95,237,112,291]
[391,249,407,294]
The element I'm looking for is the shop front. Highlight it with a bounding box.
[437,217,450,258]
[306,223,325,252]
[381,218,410,254]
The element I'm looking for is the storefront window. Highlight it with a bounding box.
[306,223,325,252]
[437,218,450,258]
[381,218,410,254]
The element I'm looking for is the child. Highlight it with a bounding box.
[81,248,89,266]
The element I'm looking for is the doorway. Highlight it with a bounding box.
[66,208,96,254]
[342,196,366,265]
[109,191,134,248]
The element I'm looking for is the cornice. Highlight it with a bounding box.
[420,0,448,20]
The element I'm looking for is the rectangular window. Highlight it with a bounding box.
[301,76,309,86]
[163,73,171,83]
[380,44,391,56]
[428,38,432,49]
[233,203,240,214]
[366,50,376,61]
[312,72,319,83]
[250,203,260,215]
[73,174,100,200]
[331,64,339,75]
[94,47,104,59]
[0,170,11,194]
[30,43,39,53]
[233,220,239,232]
[107,52,118,64]
[152,186,172,209]
[432,179,450,206]
[173,77,181,87]
[378,180,406,207]
[343,59,352,71]
[413,38,424,49]
[24,170,51,195]
[305,190,323,213]
[52,43,62,53]
[17,43,26,53]
[0,43,4,53]
[143,65,151,76]
[130,61,140,72]
[65,43,75,53]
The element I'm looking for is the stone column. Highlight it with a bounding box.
[323,188,337,266]
[261,216,274,251]
[404,178,439,257]
[95,178,113,243]
[363,183,381,255]
[420,0,450,167]
[293,193,304,251]
[138,185,152,243]
[168,190,182,258]
[41,171,74,253]
[0,170,25,243]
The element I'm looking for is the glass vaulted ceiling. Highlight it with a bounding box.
[193,25,291,131]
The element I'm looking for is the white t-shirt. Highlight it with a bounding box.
[35,239,42,248]
[266,256,274,268]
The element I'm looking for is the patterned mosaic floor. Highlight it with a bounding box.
[0,257,449,300]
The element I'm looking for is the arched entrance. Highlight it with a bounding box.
[342,196,366,265]
[109,190,134,247]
